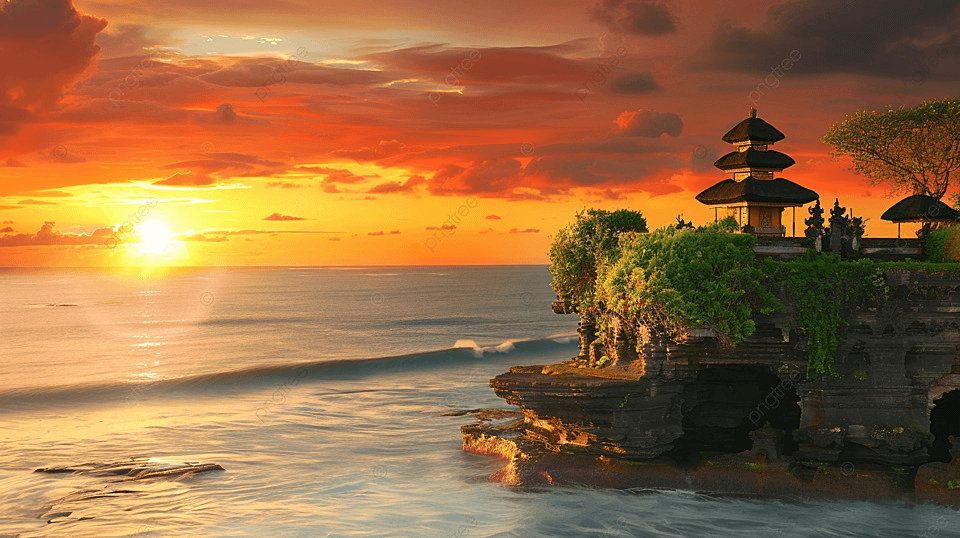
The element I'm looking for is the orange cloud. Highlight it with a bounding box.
[614,109,683,138]
[153,172,215,186]
[264,213,306,221]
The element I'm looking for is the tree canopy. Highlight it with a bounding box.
[822,97,960,200]
[548,208,647,317]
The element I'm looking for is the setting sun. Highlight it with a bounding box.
[136,220,173,254]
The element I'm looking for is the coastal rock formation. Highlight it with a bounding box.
[466,268,960,503]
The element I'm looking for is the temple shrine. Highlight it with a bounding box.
[696,108,819,236]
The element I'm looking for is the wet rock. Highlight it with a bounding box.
[35,458,225,479]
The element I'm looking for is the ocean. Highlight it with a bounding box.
[0,266,957,537]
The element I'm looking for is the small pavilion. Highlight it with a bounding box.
[696,108,819,236]
[880,194,960,238]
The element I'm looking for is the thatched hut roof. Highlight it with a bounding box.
[695,177,819,206]
[880,194,959,222]
[714,148,795,171]
[721,116,786,144]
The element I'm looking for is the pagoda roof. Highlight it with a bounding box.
[722,117,786,144]
[714,148,795,171]
[695,177,819,206]
[880,194,959,222]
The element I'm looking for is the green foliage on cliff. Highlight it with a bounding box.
[595,218,779,348]
[761,252,887,379]
[549,207,960,378]
[549,208,648,317]
[923,225,960,262]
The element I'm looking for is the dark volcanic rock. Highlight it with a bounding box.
[467,269,960,503]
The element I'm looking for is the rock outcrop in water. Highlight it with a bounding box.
[33,458,225,526]
[463,268,960,505]
[35,458,225,479]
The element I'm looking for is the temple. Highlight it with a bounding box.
[696,108,819,237]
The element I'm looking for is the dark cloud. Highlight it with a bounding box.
[41,146,86,163]
[609,73,661,93]
[693,0,960,79]
[509,228,540,234]
[0,0,107,140]
[2,157,24,167]
[427,159,524,196]
[367,175,426,194]
[485,214,501,220]
[18,199,57,205]
[263,213,306,221]
[0,221,113,247]
[426,224,456,231]
[298,166,377,185]
[590,0,677,35]
[364,44,600,87]
[614,109,683,137]
[0,226,12,233]
[17,190,73,197]
[368,230,401,236]
[156,152,284,185]
[266,182,309,189]
[216,103,237,123]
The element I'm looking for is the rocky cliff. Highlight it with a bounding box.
[463,268,960,504]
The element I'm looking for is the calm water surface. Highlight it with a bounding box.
[0,266,956,537]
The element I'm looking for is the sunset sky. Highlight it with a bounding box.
[1,0,958,266]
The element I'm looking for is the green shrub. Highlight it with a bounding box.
[595,217,778,349]
[852,370,867,380]
[549,208,648,317]
[924,225,960,262]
